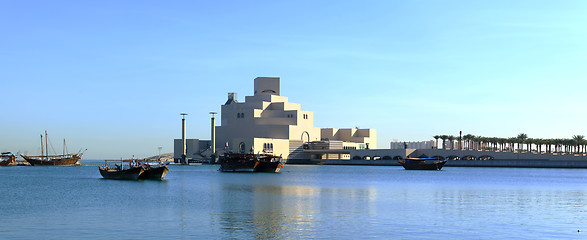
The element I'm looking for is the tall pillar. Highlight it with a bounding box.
[210,112,217,163]
[180,113,188,164]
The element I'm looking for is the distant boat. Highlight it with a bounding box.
[398,157,447,170]
[99,159,169,180]
[219,152,284,173]
[99,160,144,180]
[99,166,144,180]
[139,164,169,180]
[21,131,83,166]
[0,152,17,166]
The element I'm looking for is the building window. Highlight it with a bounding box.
[301,131,310,142]
[237,112,245,118]
[239,142,246,153]
[263,143,274,153]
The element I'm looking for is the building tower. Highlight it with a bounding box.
[180,113,188,164]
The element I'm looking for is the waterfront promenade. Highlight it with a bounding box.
[298,148,587,168]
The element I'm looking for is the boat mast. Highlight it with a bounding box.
[40,134,44,158]
[45,130,48,159]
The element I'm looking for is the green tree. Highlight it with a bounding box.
[572,135,585,154]
[440,135,448,149]
[517,133,528,152]
[447,135,456,150]
[433,135,440,149]
[463,134,474,150]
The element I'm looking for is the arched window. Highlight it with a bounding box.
[301,131,310,142]
[239,142,246,153]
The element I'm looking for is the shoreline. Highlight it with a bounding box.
[286,159,587,168]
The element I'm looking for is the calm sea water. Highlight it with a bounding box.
[1,162,587,239]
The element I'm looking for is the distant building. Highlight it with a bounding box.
[213,77,376,160]
[173,139,211,163]
[390,140,435,150]
[321,128,376,150]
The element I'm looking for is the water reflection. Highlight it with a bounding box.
[216,182,377,239]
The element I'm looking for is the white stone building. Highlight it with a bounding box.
[214,77,376,160]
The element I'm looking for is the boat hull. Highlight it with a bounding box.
[99,167,144,180]
[399,159,447,170]
[0,154,16,166]
[219,153,284,173]
[219,160,256,172]
[22,155,80,166]
[139,166,169,179]
[254,161,284,173]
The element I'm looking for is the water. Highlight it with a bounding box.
[1,162,587,239]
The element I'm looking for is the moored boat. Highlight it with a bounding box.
[21,131,84,166]
[219,152,284,173]
[99,159,170,180]
[139,164,169,179]
[99,160,144,180]
[22,155,81,166]
[399,157,447,170]
[99,166,144,180]
[0,152,17,166]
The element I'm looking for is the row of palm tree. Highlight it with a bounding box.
[433,134,587,154]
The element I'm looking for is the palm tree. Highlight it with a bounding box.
[525,138,533,152]
[517,133,528,152]
[433,135,440,149]
[439,135,448,149]
[534,138,543,153]
[547,139,556,153]
[564,139,574,154]
[508,137,517,152]
[572,135,585,154]
[497,138,506,152]
[555,138,564,153]
[463,134,474,150]
[489,137,498,151]
[447,135,456,150]
[473,136,487,151]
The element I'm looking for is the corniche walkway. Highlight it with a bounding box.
[290,149,587,168]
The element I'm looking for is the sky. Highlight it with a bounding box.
[1,0,586,159]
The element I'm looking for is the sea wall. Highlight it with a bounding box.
[287,148,587,168]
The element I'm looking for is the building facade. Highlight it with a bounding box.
[214,77,376,160]
[173,139,211,162]
[390,140,435,150]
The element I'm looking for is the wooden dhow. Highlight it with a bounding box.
[398,157,447,170]
[139,164,169,180]
[219,152,284,173]
[99,160,144,180]
[0,152,17,166]
[99,159,169,180]
[21,131,84,166]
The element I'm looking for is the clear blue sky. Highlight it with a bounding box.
[1,0,586,159]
